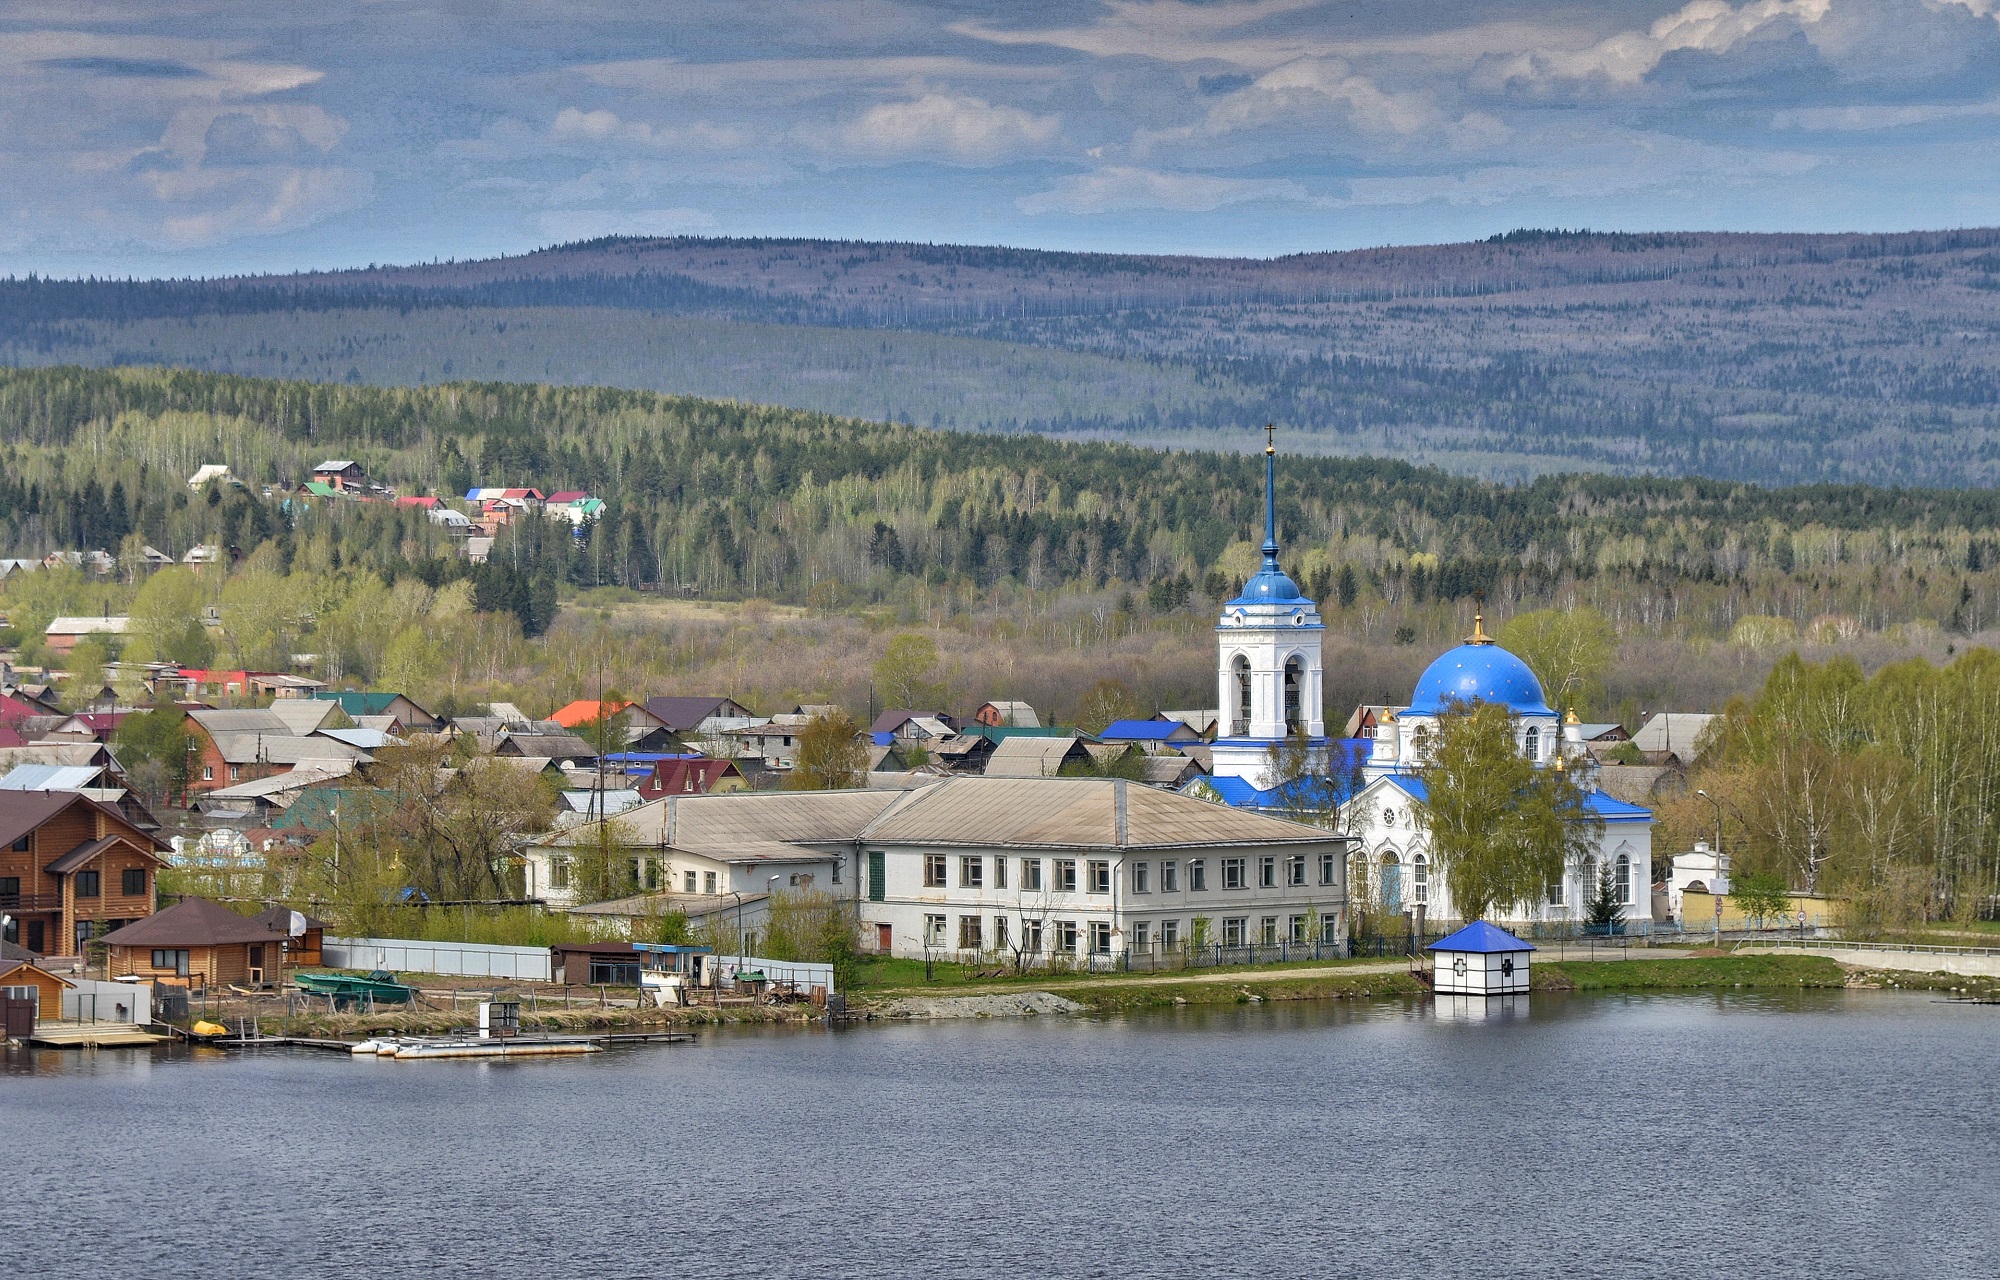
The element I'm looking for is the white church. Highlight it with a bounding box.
[1194,438,1655,934]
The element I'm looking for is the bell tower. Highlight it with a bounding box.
[1210,427,1325,785]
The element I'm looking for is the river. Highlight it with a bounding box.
[6,990,1996,1279]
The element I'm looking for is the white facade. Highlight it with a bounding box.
[1431,947,1531,996]
[1210,440,1326,786]
[1667,840,1731,922]
[851,840,1349,962]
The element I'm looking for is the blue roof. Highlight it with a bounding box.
[871,731,895,746]
[1101,719,1187,741]
[1384,774,1652,821]
[1228,564,1306,606]
[1429,920,1536,954]
[1408,643,1554,717]
[1188,741,1372,810]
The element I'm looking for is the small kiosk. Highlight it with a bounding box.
[1428,920,1534,996]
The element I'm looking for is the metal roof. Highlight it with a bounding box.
[983,736,1086,777]
[1428,920,1536,954]
[0,764,105,792]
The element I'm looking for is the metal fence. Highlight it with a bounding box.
[321,936,553,982]
[713,953,837,994]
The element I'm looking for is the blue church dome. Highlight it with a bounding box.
[1230,564,1304,604]
[1407,641,1555,717]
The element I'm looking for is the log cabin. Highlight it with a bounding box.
[0,791,167,959]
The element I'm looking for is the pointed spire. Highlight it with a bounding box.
[1261,423,1279,565]
[1466,592,1494,645]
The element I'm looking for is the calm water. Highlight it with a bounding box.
[6,991,1997,1279]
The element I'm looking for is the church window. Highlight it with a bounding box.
[1413,854,1429,905]
[1283,656,1304,733]
[1525,726,1540,760]
[1231,655,1252,736]
[1615,854,1633,906]
[1380,852,1402,913]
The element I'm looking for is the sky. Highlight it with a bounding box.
[7,0,2000,276]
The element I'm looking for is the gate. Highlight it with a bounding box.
[2,996,34,1039]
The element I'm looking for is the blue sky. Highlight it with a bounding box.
[7,0,2000,275]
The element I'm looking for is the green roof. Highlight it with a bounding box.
[310,691,416,717]
[301,481,339,498]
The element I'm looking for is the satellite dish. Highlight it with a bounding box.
[288,910,308,937]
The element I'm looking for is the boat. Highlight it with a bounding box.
[345,1033,604,1059]
[294,970,419,1006]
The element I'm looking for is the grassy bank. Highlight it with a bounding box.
[1535,954,1850,992]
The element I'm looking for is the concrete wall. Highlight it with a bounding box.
[61,979,151,1024]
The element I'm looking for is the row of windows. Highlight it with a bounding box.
[547,860,835,895]
[921,912,1344,952]
[4,869,150,899]
[919,853,1340,895]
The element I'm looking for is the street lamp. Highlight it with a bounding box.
[1695,790,1724,860]
[764,874,780,955]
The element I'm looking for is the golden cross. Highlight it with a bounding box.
[1264,422,1276,455]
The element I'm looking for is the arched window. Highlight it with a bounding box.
[1380,851,1402,913]
[1614,853,1632,906]
[1283,655,1304,733]
[1412,853,1428,905]
[1524,725,1540,761]
[1230,655,1252,737]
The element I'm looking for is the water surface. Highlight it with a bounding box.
[7,991,1995,1279]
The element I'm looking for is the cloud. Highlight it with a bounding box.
[954,0,1330,70]
[837,93,1061,164]
[549,106,751,151]
[1018,165,1306,214]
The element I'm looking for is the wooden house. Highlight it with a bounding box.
[1,957,75,1032]
[101,898,294,991]
[0,791,167,959]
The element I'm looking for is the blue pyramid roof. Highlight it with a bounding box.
[1428,920,1536,954]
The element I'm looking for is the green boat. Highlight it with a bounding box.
[294,970,419,1006]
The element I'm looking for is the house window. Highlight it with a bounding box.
[1162,920,1180,948]
[1259,856,1276,888]
[9,835,27,852]
[1287,855,1306,887]
[685,870,698,894]
[1260,916,1279,946]
[1088,921,1112,954]
[924,855,948,888]
[993,857,1007,890]
[202,766,214,781]
[1022,919,1043,953]
[1161,860,1178,892]
[1056,860,1077,892]
[958,916,984,950]
[1189,859,1206,891]
[703,871,717,894]
[75,870,101,898]
[1321,914,1341,943]
[0,876,19,900]
[1222,917,1245,946]
[1289,914,1308,944]
[229,766,241,781]
[1055,920,1078,952]
[1223,858,1246,889]
[1023,858,1043,891]
[1319,852,1338,886]
[1413,854,1429,905]
[961,856,984,889]
[1087,860,1110,894]
[1130,861,1152,894]
[1131,921,1150,949]
[152,949,190,976]
[924,914,948,947]
[551,858,571,890]
[993,916,1010,951]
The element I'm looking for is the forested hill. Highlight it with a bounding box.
[9,366,2000,648]
[6,229,2000,487]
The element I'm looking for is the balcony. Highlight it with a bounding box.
[0,891,64,912]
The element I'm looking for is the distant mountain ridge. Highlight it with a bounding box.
[6,228,2000,487]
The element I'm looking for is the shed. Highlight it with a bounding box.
[1428,920,1534,996]
[100,897,292,990]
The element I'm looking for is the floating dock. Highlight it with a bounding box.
[25,1022,169,1049]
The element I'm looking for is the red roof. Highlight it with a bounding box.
[550,699,631,728]
[639,758,744,798]
[545,490,588,504]
[396,495,441,509]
